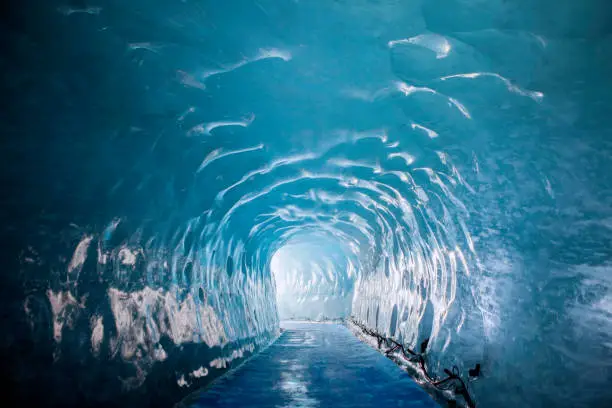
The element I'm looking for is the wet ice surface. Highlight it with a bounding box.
[182,323,437,408]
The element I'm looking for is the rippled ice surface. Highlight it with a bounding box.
[2,0,612,407]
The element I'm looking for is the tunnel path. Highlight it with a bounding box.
[182,322,437,407]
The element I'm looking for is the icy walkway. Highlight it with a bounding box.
[183,322,437,407]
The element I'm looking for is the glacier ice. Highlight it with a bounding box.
[2,0,612,407]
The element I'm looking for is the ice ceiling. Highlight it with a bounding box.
[2,0,612,407]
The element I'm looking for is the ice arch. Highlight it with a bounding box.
[2,0,612,407]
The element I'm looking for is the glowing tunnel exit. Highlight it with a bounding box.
[270,233,358,321]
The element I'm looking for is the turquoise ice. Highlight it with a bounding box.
[2,0,612,407]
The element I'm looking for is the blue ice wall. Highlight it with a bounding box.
[2,0,612,407]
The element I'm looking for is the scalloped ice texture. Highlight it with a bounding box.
[2,0,612,407]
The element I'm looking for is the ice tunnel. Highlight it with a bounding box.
[2,0,612,407]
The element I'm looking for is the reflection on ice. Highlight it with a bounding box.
[389,34,452,59]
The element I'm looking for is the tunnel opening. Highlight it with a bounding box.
[269,232,356,322]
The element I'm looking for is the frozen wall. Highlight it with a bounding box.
[2,0,612,407]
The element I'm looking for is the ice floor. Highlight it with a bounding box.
[182,323,438,408]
